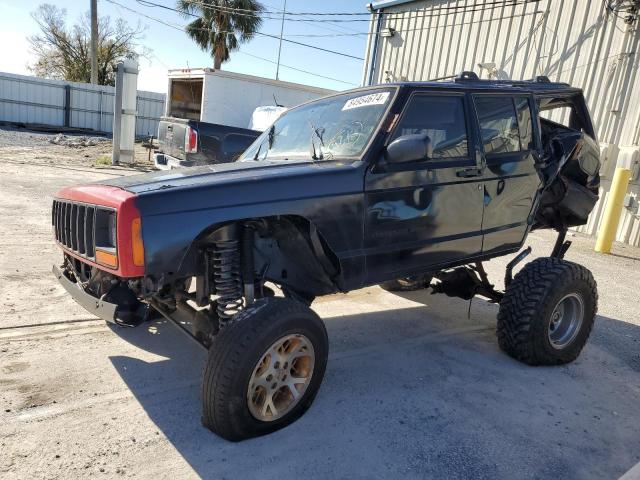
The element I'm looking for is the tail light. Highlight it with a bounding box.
[185,126,198,153]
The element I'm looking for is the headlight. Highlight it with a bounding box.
[95,209,118,268]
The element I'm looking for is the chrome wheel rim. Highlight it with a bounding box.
[247,334,315,422]
[548,293,585,349]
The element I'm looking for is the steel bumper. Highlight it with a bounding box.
[154,153,194,170]
[52,264,118,323]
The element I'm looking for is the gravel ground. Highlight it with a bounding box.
[0,125,154,169]
[0,124,111,150]
[0,128,639,479]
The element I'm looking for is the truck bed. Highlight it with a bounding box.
[156,117,260,169]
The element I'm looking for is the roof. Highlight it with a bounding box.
[378,73,582,94]
[370,0,418,9]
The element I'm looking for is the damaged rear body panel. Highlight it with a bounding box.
[534,93,601,230]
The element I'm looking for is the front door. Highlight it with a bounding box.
[472,95,543,254]
[364,91,485,283]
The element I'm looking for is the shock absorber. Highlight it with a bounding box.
[211,225,243,325]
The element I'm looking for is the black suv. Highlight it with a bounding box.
[52,72,600,441]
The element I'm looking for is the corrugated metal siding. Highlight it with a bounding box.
[365,0,640,245]
[0,72,165,137]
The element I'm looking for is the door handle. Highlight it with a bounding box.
[456,167,482,178]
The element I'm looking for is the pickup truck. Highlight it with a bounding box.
[154,68,331,169]
[154,118,260,169]
[52,72,600,442]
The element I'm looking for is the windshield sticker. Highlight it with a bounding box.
[342,92,390,111]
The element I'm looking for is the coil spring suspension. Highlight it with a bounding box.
[213,238,243,325]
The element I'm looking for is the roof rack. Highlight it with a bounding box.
[444,71,569,88]
[453,71,556,83]
[531,75,551,83]
[454,71,480,82]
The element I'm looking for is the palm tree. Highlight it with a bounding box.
[177,0,264,70]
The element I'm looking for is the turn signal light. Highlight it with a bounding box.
[96,249,118,269]
[131,217,145,267]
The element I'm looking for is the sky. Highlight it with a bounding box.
[0,0,372,93]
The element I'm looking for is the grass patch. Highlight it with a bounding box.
[94,155,112,166]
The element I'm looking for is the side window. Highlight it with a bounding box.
[537,96,587,146]
[515,97,533,150]
[538,97,574,128]
[391,95,468,159]
[475,96,520,154]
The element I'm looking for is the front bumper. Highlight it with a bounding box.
[52,264,118,324]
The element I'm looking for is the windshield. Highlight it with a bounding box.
[240,87,396,162]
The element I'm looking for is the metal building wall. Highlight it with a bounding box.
[364,0,640,246]
[0,72,165,137]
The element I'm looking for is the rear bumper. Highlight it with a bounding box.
[154,152,194,170]
[52,264,118,324]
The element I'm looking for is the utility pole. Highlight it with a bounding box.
[90,0,99,84]
[275,0,286,80]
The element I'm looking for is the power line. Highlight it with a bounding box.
[119,0,543,41]
[104,0,359,86]
[237,51,358,86]
[274,9,544,38]
[136,0,540,31]
[112,0,364,60]
[176,0,542,21]
[260,0,368,35]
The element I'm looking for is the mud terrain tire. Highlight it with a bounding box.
[497,257,597,366]
[202,297,328,441]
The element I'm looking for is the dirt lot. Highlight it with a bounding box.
[1,126,639,479]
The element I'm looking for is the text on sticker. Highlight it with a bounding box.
[342,92,390,111]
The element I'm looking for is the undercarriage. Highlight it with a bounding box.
[59,220,575,354]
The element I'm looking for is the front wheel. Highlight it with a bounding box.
[201,298,328,441]
[497,257,597,366]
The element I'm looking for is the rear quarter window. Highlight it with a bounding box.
[475,96,520,154]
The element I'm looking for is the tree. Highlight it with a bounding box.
[28,4,147,86]
[176,0,263,69]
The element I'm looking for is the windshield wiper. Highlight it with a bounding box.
[308,122,325,161]
[268,124,275,148]
[253,125,276,161]
[252,143,262,161]
[253,125,276,162]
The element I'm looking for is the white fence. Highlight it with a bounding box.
[0,71,165,137]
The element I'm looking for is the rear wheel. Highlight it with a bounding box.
[497,257,597,365]
[202,297,328,441]
[380,274,432,292]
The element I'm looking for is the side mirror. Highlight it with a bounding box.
[385,133,433,164]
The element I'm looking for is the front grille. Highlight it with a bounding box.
[52,200,114,261]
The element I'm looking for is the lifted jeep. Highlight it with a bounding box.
[52,72,600,441]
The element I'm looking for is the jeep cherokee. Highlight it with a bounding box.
[52,72,600,441]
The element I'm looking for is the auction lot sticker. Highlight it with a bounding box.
[342,92,390,111]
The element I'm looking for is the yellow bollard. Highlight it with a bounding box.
[594,167,632,253]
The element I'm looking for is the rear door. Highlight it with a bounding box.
[363,90,484,283]
[472,94,543,254]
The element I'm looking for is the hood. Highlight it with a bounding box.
[99,159,365,217]
[101,160,348,194]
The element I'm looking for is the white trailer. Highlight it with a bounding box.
[164,68,335,129]
[155,68,337,170]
